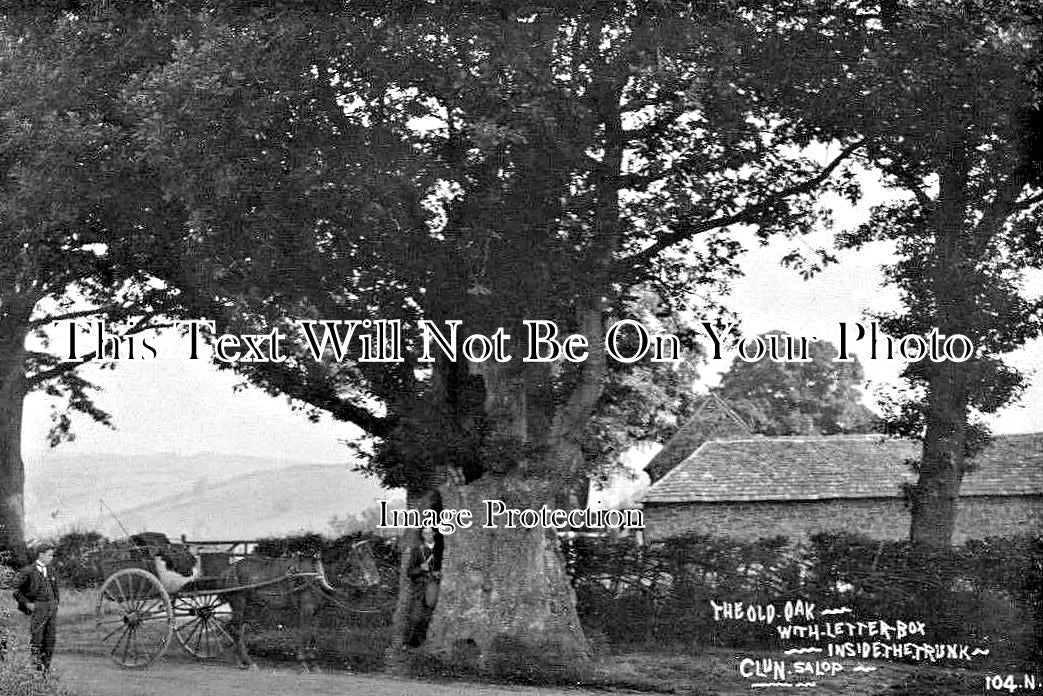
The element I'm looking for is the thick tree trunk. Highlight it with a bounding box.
[909,364,967,550]
[386,348,602,676]
[407,324,602,676]
[0,317,28,556]
[423,474,590,680]
[386,357,455,669]
[908,148,972,552]
[907,363,967,636]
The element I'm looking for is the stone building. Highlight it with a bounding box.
[640,432,1043,544]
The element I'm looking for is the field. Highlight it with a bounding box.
[29,589,1003,696]
[25,452,393,541]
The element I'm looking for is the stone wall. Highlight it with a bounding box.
[642,495,1043,544]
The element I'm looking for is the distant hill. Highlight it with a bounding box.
[25,452,394,540]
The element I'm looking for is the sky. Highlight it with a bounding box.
[20,174,1043,468]
[23,335,363,463]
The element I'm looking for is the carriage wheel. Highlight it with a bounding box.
[96,568,174,668]
[172,594,236,659]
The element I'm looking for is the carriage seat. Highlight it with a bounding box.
[129,532,200,593]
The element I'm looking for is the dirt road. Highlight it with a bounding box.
[53,654,636,696]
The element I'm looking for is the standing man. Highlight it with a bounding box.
[405,527,441,647]
[13,543,59,671]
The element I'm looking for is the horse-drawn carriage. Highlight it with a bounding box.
[94,532,383,668]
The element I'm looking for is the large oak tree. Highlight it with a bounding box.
[148,2,863,670]
[3,0,868,671]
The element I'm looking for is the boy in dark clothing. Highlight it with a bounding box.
[406,527,441,647]
[13,543,59,671]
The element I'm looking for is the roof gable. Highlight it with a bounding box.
[641,433,1043,504]
[645,393,752,482]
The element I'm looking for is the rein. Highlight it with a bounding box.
[180,551,389,615]
[309,577,388,614]
[218,566,387,614]
[230,571,326,596]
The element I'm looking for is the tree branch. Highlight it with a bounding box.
[618,168,672,190]
[974,173,1031,243]
[548,306,607,445]
[29,305,120,329]
[235,360,392,439]
[1013,190,1043,212]
[621,100,688,143]
[616,139,867,275]
[619,94,677,113]
[25,313,168,387]
[882,162,934,210]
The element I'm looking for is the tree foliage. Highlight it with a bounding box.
[0,3,208,551]
[0,1,405,549]
[750,0,1043,548]
[2,0,878,663]
[142,2,864,481]
[713,334,878,436]
[144,4,866,662]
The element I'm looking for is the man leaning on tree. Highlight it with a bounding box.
[13,543,60,672]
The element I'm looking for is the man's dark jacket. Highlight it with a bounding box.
[13,565,60,615]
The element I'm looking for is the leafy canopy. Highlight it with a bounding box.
[713,334,878,436]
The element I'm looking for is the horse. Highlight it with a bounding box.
[217,554,336,671]
[137,535,384,671]
[218,540,385,671]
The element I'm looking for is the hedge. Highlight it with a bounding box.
[566,531,1042,668]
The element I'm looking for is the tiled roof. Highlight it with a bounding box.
[645,393,752,482]
[641,433,1043,504]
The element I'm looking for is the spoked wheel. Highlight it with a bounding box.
[172,593,236,659]
[96,568,174,668]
